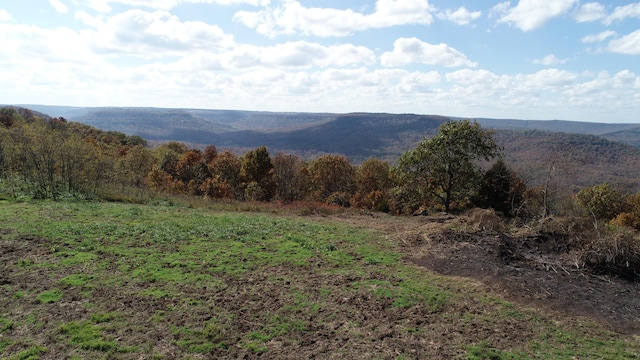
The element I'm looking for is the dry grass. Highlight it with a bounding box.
[465,208,505,232]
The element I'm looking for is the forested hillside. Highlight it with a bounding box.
[496,130,640,191]
[3,105,640,280]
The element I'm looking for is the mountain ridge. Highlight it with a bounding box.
[8,104,640,190]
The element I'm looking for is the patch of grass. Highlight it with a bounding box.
[6,345,47,360]
[0,317,14,333]
[530,325,639,359]
[0,340,11,354]
[171,323,227,354]
[90,312,119,324]
[36,289,62,304]
[58,320,124,354]
[58,273,93,287]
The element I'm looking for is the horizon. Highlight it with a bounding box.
[1,1,639,123]
[11,103,640,125]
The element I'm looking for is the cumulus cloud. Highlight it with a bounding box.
[0,23,96,63]
[221,41,376,69]
[581,30,616,43]
[49,0,69,13]
[234,0,435,37]
[0,9,12,22]
[88,10,235,56]
[497,0,578,31]
[438,6,481,26]
[608,29,640,55]
[380,37,477,68]
[533,54,569,66]
[574,2,606,22]
[604,2,640,24]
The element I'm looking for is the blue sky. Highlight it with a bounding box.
[1,0,639,122]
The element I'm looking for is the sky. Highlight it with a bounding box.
[1,0,639,122]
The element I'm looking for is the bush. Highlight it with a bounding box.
[576,183,626,221]
[465,208,504,232]
[581,227,640,281]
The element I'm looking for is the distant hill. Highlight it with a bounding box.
[10,105,640,190]
[495,130,640,191]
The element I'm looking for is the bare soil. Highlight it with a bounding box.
[386,214,640,335]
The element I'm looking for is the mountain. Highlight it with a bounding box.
[10,105,640,190]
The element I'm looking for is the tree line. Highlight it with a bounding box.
[3,105,640,226]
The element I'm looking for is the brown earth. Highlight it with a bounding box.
[374,213,640,336]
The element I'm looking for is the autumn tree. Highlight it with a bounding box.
[154,142,189,178]
[118,145,155,189]
[205,150,242,199]
[175,149,210,194]
[204,145,218,163]
[352,158,393,211]
[308,154,355,206]
[272,153,309,202]
[611,192,640,230]
[0,107,18,128]
[397,120,501,213]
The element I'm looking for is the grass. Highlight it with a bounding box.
[0,199,638,358]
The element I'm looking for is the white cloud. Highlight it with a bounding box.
[380,37,477,68]
[49,0,69,13]
[221,41,376,69]
[574,2,606,22]
[234,0,435,37]
[0,23,96,63]
[74,10,104,28]
[604,2,640,25]
[86,0,112,13]
[526,68,578,87]
[489,2,511,19]
[608,29,640,55]
[564,71,640,112]
[0,9,12,22]
[438,6,481,26]
[497,0,578,31]
[533,54,569,66]
[87,0,269,12]
[581,30,616,43]
[88,10,235,57]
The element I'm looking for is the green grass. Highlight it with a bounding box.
[0,199,638,358]
[36,289,63,304]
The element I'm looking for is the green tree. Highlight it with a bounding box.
[473,158,526,217]
[577,183,626,222]
[397,120,500,213]
[240,146,275,201]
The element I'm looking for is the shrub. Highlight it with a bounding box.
[610,212,640,231]
[581,227,640,281]
[466,208,504,232]
[576,183,626,221]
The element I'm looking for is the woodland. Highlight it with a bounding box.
[1,106,640,358]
